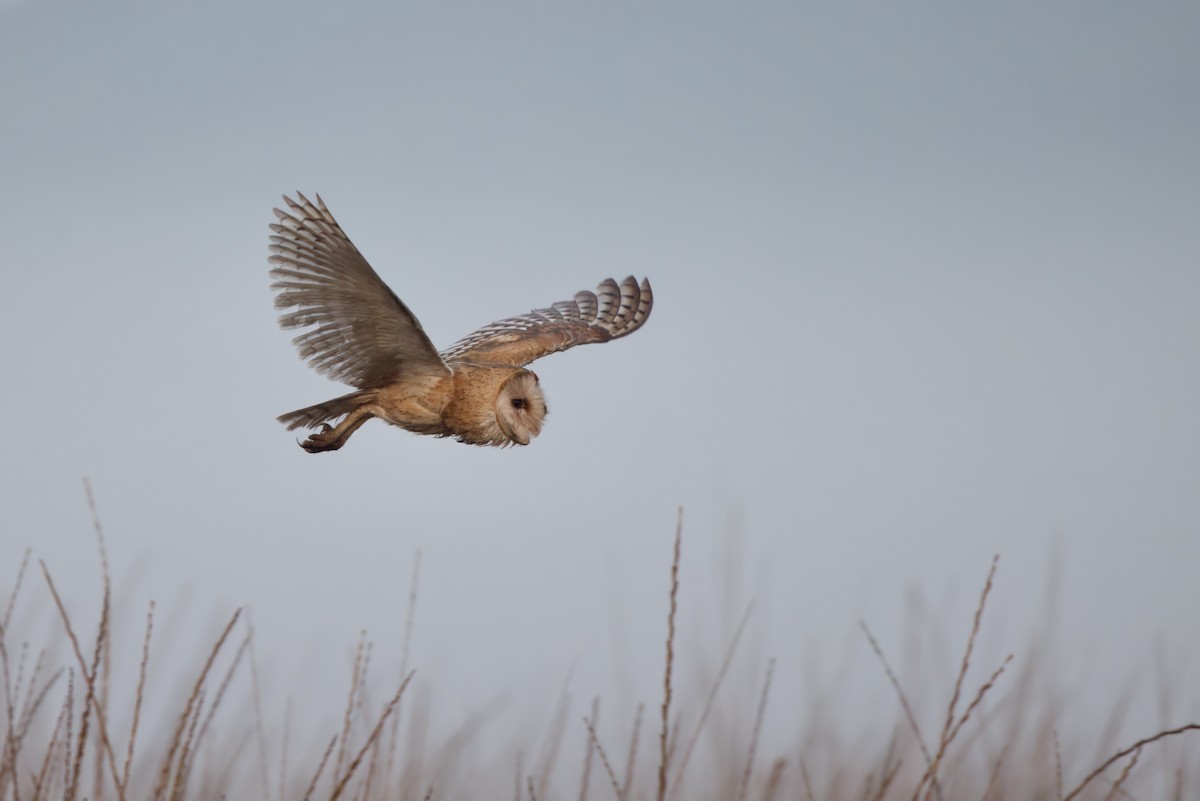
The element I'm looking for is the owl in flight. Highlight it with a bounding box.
[268,193,653,452]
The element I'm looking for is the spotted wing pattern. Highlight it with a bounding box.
[440,276,653,367]
[268,193,450,388]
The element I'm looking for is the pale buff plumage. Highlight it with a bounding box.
[268,193,653,452]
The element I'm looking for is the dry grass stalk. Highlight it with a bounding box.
[978,742,1008,801]
[62,670,74,797]
[182,628,253,792]
[657,509,682,801]
[535,667,574,799]
[666,709,682,775]
[121,600,154,791]
[624,705,643,796]
[300,734,338,801]
[604,705,633,796]
[1,549,31,633]
[761,757,786,801]
[279,699,293,801]
[328,669,414,801]
[336,632,369,782]
[358,722,385,801]
[1064,724,1200,801]
[738,657,776,801]
[0,636,18,800]
[1100,745,1140,801]
[527,775,538,801]
[579,697,600,801]
[67,581,109,801]
[12,662,63,801]
[583,717,623,801]
[1054,731,1063,801]
[20,661,61,755]
[32,692,71,801]
[39,563,124,801]
[83,477,114,801]
[150,607,242,801]
[384,551,422,796]
[914,554,1000,801]
[860,621,934,772]
[170,687,206,801]
[0,549,33,799]
[669,601,755,798]
[12,645,29,726]
[798,757,816,801]
[246,613,272,801]
[871,756,903,801]
[945,654,1012,747]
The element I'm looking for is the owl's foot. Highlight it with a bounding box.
[299,423,341,453]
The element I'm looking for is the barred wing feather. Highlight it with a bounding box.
[441,276,653,367]
[268,193,450,388]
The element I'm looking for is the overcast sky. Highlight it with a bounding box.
[2,0,1198,774]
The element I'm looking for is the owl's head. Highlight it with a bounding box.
[495,370,548,446]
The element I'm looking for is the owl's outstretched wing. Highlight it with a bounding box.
[441,276,653,367]
[269,193,451,388]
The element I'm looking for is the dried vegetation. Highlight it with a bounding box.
[2,493,1197,800]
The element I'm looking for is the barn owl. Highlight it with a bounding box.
[268,193,653,452]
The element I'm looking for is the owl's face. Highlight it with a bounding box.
[495,371,548,445]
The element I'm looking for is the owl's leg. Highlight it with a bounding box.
[299,406,375,453]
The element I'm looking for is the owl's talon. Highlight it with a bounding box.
[299,425,340,453]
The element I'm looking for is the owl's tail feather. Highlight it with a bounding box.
[277,389,376,431]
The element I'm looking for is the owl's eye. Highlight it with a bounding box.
[511,398,526,410]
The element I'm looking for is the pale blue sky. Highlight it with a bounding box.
[2,0,1198,773]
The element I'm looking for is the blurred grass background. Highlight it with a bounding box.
[3,499,1197,801]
